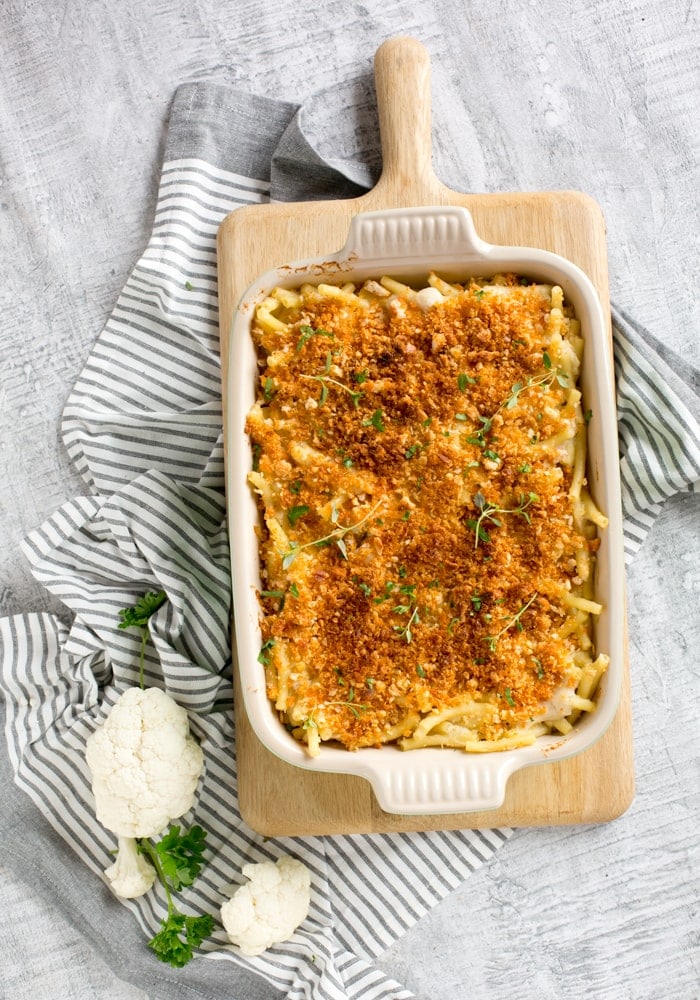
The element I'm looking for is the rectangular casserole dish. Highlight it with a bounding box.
[227,204,625,815]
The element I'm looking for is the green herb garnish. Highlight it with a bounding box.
[363,408,385,432]
[467,492,538,548]
[287,504,310,527]
[138,825,213,968]
[118,590,167,689]
[295,324,334,352]
[483,593,538,651]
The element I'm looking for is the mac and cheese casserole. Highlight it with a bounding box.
[246,273,608,755]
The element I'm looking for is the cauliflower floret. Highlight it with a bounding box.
[86,686,204,839]
[415,286,445,310]
[104,835,157,898]
[85,686,204,898]
[220,856,311,956]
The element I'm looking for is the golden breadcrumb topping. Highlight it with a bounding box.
[246,274,603,753]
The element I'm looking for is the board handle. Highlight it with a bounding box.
[368,36,446,206]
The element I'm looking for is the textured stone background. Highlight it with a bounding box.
[1,1,698,997]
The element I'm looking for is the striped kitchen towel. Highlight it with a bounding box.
[1,81,699,1000]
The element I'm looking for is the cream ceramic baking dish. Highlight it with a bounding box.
[226,205,625,815]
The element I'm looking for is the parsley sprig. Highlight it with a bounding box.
[118,590,167,689]
[138,825,213,968]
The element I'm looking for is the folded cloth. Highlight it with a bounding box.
[1,81,699,1000]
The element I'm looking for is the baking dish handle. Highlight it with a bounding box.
[343,206,491,264]
[354,749,528,816]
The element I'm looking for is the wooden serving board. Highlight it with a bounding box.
[217,37,634,836]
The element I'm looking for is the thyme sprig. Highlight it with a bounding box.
[467,491,538,548]
[499,353,569,413]
[300,352,364,408]
[302,699,369,729]
[466,353,568,454]
[393,603,420,644]
[483,592,538,651]
[281,498,384,569]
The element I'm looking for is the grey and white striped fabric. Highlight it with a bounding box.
[1,82,699,1000]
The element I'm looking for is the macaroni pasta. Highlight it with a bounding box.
[246,273,608,756]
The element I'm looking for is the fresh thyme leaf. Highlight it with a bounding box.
[289,479,302,495]
[393,605,419,643]
[365,677,375,689]
[468,492,538,549]
[416,664,427,678]
[289,583,300,599]
[260,589,284,598]
[457,372,476,391]
[184,280,193,291]
[300,359,363,409]
[281,500,383,568]
[483,593,538,650]
[543,351,552,370]
[505,382,524,409]
[518,463,532,473]
[354,370,368,384]
[405,443,422,459]
[251,443,262,472]
[455,413,468,422]
[584,409,593,424]
[503,688,516,707]
[304,699,369,730]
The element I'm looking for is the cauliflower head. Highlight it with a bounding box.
[220,856,311,956]
[86,686,204,839]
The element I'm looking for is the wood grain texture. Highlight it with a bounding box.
[218,38,634,837]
